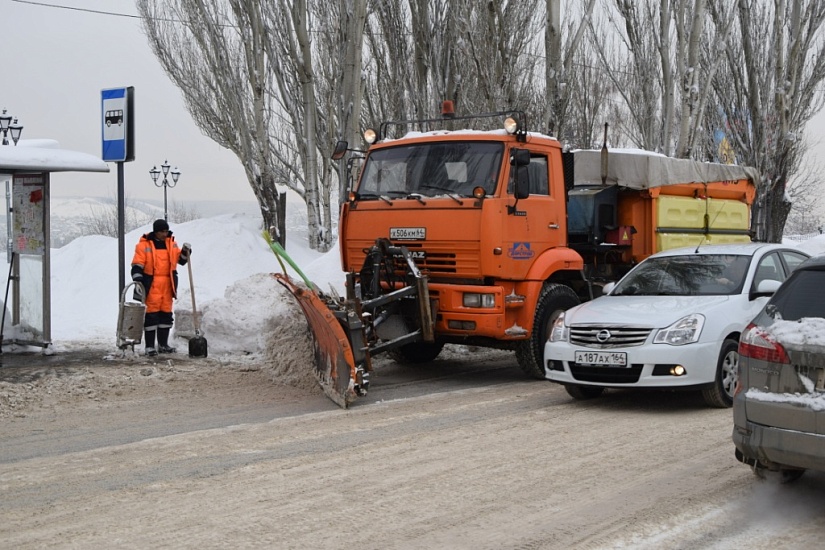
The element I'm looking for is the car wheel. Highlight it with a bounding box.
[701,338,739,408]
[516,283,580,379]
[565,384,605,400]
[389,342,444,364]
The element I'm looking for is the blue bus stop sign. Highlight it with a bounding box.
[101,87,133,162]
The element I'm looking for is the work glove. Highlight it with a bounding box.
[181,242,192,260]
[132,279,145,302]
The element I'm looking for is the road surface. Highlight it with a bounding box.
[1,347,822,549]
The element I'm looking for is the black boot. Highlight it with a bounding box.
[158,327,176,354]
[145,329,157,356]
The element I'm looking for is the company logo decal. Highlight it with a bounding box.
[508,242,534,260]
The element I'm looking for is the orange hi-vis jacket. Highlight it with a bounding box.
[131,233,184,314]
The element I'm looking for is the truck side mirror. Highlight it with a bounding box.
[332,140,349,160]
[515,166,530,199]
[510,148,531,199]
[511,148,530,166]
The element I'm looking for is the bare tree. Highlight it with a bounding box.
[544,0,598,140]
[137,0,285,244]
[362,0,545,126]
[79,198,152,239]
[167,200,202,223]
[783,147,825,235]
[585,1,727,156]
[707,0,825,241]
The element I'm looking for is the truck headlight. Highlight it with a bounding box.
[549,311,569,342]
[463,293,496,308]
[653,314,705,345]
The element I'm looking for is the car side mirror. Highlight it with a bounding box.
[602,282,616,295]
[751,279,782,299]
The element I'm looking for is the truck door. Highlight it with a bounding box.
[501,150,565,280]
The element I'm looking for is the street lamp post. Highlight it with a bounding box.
[0,109,23,145]
[149,160,181,222]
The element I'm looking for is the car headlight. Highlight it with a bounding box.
[653,314,705,345]
[548,311,569,342]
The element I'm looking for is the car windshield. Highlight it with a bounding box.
[611,254,751,296]
[357,141,504,198]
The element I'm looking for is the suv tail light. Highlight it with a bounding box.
[739,322,790,364]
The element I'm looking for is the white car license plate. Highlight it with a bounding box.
[575,350,627,367]
[390,227,426,240]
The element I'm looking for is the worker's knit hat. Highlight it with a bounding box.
[153,219,170,232]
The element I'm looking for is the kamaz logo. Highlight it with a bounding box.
[508,242,534,260]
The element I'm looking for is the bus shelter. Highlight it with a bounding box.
[0,140,109,351]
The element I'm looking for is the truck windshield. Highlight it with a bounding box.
[611,254,751,296]
[357,141,504,198]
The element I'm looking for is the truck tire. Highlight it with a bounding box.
[516,283,580,379]
[389,342,445,364]
[701,338,738,408]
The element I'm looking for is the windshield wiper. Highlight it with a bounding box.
[406,193,427,205]
[444,193,464,205]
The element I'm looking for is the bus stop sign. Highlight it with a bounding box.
[101,87,134,162]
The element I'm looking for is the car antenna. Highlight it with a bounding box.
[695,183,732,253]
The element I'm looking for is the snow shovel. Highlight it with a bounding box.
[186,252,208,358]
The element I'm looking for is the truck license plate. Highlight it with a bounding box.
[390,227,426,240]
[575,350,627,367]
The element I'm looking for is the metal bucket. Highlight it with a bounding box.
[117,282,146,349]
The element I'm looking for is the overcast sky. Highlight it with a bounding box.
[3,0,252,204]
[4,0,825,208]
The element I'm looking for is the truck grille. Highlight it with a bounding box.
[346,240,481,277]
[569,326,652,348]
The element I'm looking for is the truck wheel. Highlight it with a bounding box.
[389,342,445,364]
[701,338,738,408]
[565,384,605,400]
[515,283,580,379]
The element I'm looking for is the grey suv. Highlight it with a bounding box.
[733,254,825,482]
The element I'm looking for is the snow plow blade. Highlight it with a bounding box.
[274,273,368,408]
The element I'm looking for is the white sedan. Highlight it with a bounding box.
[544,243,809,407]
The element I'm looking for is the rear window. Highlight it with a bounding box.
[769,269,825,321]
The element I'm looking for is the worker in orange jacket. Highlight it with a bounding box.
[131,219,191,356]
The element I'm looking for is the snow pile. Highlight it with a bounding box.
[198,273,293,355]
[745,388,825,411]
[768,317,825,348]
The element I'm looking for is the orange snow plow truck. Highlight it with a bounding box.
[275,104,757,407]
